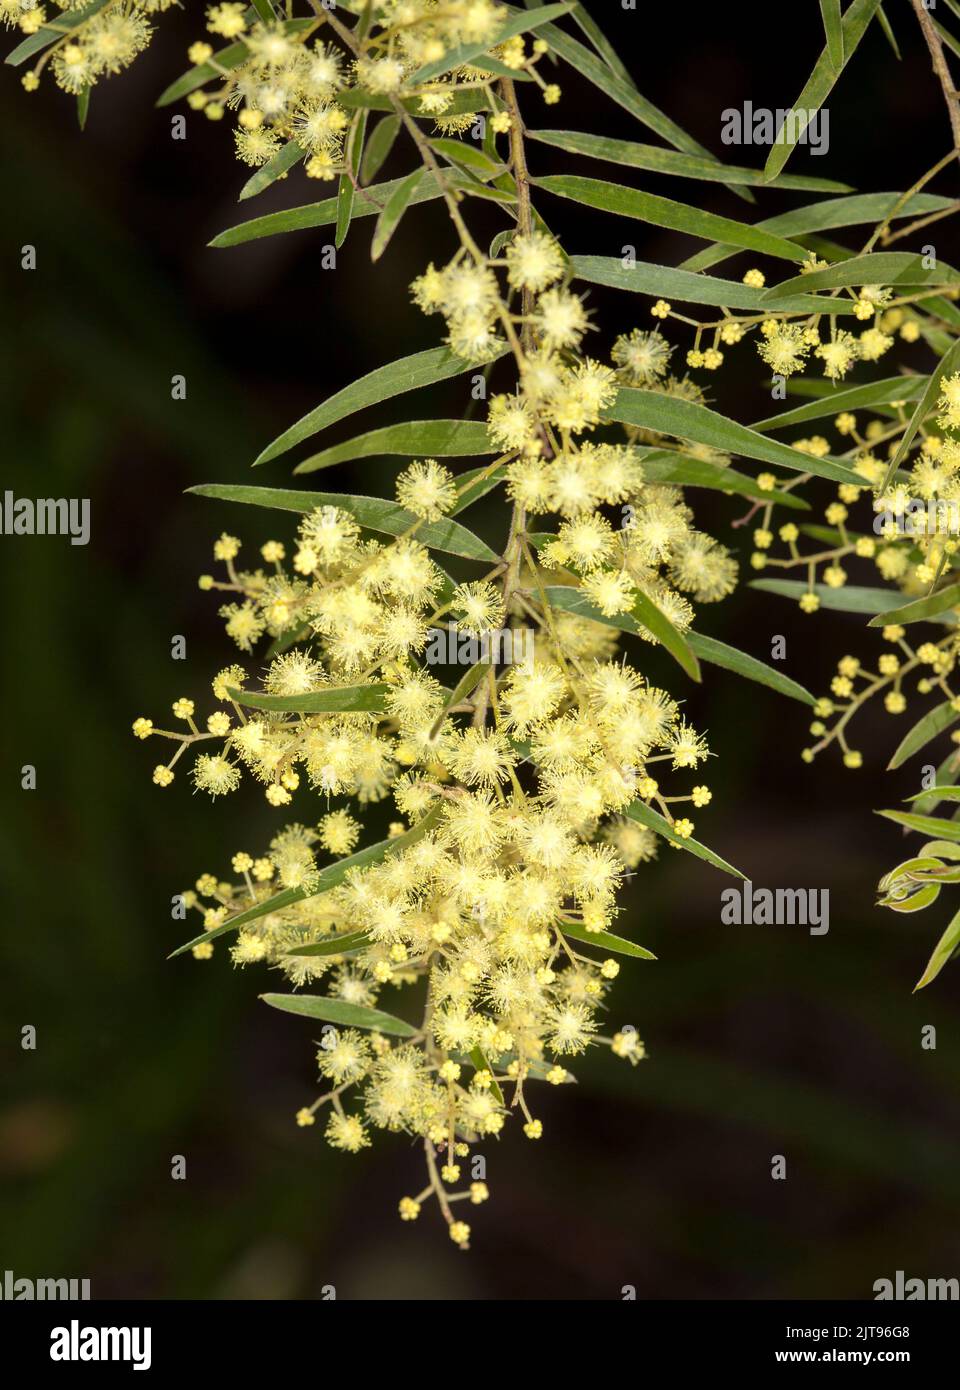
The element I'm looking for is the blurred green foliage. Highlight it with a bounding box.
[1,6,959,1300]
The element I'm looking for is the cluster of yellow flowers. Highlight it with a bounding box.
[131,484,721,1240]
[7,0,176,94]
[737,375,960,769]
[648,268,924,385]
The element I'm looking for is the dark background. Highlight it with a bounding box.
[2,2,959,1300]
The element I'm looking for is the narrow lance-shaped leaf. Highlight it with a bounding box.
[371,166,426,261]
[681,192,955,274]
[227,683,390,715]
[879,337,960,493]
[170,804,444,957]
[914,908,960,991]
[188,483,498,562]
[5,0,108,66]
[821,0,844,72]
[536,21,752,202]
[239,139,305,202]
[294,419,496,475]
[886,701,958,772]
[868,583,960,629]
[877,809,960,840]
[407,3,575,83]
[532,129,851,193]
[209,165,503,249]
[764,0,882,179]
[625,801,745,879]
[254,344,508,466]
[569,254,856,313]
[535,175,808,262]
[639,450,808,511]
[336,109,367,249]
[764,251,960,298]
[603,388,864,487]
[469,1046,505,1104]
[539,583,700,682]
[685,631,816,707]
[430,660,490,737]
[751,375,925,432]
[569,3,632,83]
[560,922,656,960]
[286,929,371,958]
[260,993,418,1037]
[360,114,401,184]
[751,578,912,616]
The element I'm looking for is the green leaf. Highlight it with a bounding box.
[430,659,490,736]
[371,166,426,261]
[763,0,882,179]
[209,168,488,248]
[886,701,958,771]
[638,450,808,511]
[681,192,955,274]
[5,0,108,66]
[260,993,417,1037]
[407,3,575,83]
[293,419,496,475]
[625,802,745,879]
[821,0,844,72]
[254,344,508,466]
[878,337,960,493]
[569,254,855,314]
[539,584,700,682]
[187,483,498,562]
[449,464,506,514]
[227,683,389,715]
[878,809,960,840]
[765,251,960,297]
[239,139,304,201]
[868,583,960,629]
[537,21,749,200]
[251,0,277,20]
[881,881,942,913]
[750,578,902,614]
[906,786,960,803]
[360,114,401,184]
[560,922,656,960]
[685,631,816,706]
[751,375,926,431]
[531,129,851,193]
[469,1047,504,1105]
[431,137,505,178]
[535,175,808,262]
[914,908,960,990]
[285,929,371,958]
[568,4,632,83]
[77,87,90,131]
[170,804,444,957]
[336,109,367,248]
[876,4,901,58]
[603,388,863,487]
